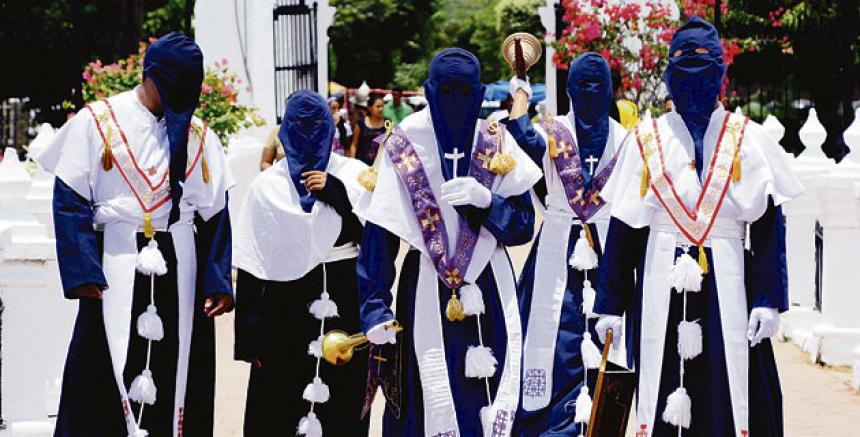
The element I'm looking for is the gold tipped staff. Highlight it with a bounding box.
[321,320,403,366]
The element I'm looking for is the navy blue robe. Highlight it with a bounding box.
[595,200,787,437]
[358,192,534,437]
[507,114,605,436]
[52,178,233,437]
[234,175,370,437]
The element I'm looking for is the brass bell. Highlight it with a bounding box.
[321,320,403,366]
[501,32,543,78]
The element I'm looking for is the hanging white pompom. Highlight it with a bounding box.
[137,305,164,341]
[308,335,323,358]
[128,369,157,405]
[678,320,703,360]
[309,292,339,320]
[581,280,596,318]
[666,252,703,293]
[460,283,485,316]
[662,387,692,429]
[136,239,167,276]
[302,377,330,403]
[569,230,599,271]
[574,386,593,424]
[581,332,602,370]
[296,411,323,437]
[129,429,149,437]
[465,345,498,379]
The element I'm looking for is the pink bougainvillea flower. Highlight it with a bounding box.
[202,84,214,94]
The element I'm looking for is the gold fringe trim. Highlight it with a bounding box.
[144,212,154,239]
[445,290,465,322]
[698,244,709,275]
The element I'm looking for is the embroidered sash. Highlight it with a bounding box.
[87,100,208,217]
[637,112,749,245]
[384,120,503,288]
[538,119,625,222]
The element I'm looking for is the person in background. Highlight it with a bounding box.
[329,97,351,155]
[609,68,640,131]
[260,125,284,171]
[383,89,413,124]
[348,93,388,165]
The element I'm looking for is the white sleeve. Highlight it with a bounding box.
[33,109,100,200]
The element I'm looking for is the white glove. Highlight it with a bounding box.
[366,322,398,345]
[509,76,532,100]
[596,314,623,349]
[748,307,780,346]
[440,177,492,209]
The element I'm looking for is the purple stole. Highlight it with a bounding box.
[538,120,626,223]
[384,120,503,289]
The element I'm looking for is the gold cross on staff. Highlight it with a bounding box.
[559,141,574,160]
[421,209,441,231]
[372,352,388,376]
[477,148,494,170]
[398,152,418,172]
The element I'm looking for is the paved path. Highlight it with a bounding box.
[213,242,860,436]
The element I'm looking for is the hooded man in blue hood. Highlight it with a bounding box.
[594,17,803,436]
[354,48,541,436]
[36,32,234,437]
[507,51,632,436]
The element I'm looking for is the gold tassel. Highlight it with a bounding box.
[201,151,211,184]
[101,143,113,171]
[144,212,154,239]
[732,149,741,183]
[548,134,559,159]
[358,167,378,192]
[489,152,516,175]
[639,164,649,198]
[445,290,465,322]
[584,224,595,248]
[698,244,709,275]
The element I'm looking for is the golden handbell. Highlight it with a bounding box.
[321,320,403,366]
[358,120,395,192]
[446,290,466,322]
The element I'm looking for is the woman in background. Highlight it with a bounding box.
[348,93,388,165]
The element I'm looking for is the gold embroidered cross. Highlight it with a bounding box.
[421,209,441,231]
[398,152,418,172]
[571,188,585,206]
[372,352,388,376]
[590,190,602,205]
[444,268,462,287]
[727,121,742,150]
[559,141,574,159]
[477,148,494,169]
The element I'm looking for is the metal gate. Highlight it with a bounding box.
[814,220,824,312]
[273,0,319,123]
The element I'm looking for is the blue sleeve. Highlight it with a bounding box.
[506,114,546,167]
[234,268,264,362]
[595,217,649,316]
[357,221,399,332]
[747,199,789,312]
[52,178,107,298]
[195,198,234,306]
[465,191,535,247]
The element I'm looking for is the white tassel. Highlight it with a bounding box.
[129,429,149,437]
[296,411,323,437]
[574,386,593,424]
[569,230,598,271]
[309,292,339,320]
[581,332,602,370]
[460,283,485,316]
[465,345,498,379]
[666,252,703,293]
[136,304,164,341]
[302,377,330,403]
[662,387,692,429]
[128,369,157,405]
[678,320,703,360]
[308,335,323,358]
[480,406,494,435]
[581,280,596,318]
[135,239,167,276]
